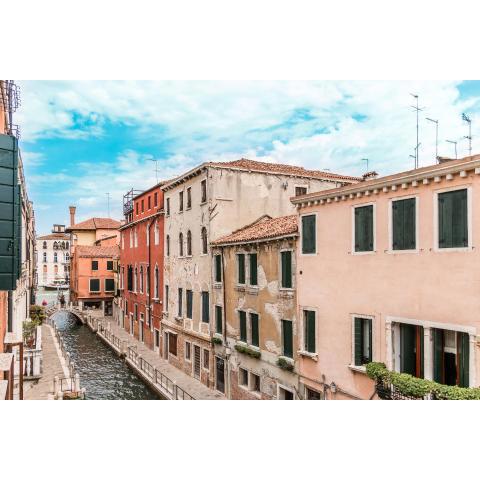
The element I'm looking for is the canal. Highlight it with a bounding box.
[37,288,158,400]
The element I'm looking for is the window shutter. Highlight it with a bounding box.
[367,319,373,363]
[355,206,373,252]
[238,254,245,284]
[239,311,247,341]
[202,291,209,323]
[305,311,316,353]
[404,198,416,249]
[215,255,222,282]
[354,318,362,366]
[251,313,259,347]
[302,215,316,254]
[215,305,222,334]
[249,253,258,286]
[432,328,444,383]
[281,251,292,288]
[282,320,293,358]
[438,196,446,248]
[453,189,468,247]
[458,332,470,387]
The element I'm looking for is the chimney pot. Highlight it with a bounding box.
[69,206,76,226]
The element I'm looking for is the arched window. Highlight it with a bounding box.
[43,252,47,262]
[166,235,170,256]
[140,266,144,293]
[134,267,138,292]
[54,265,58,274]
[179,232,184,257]
[43,264,47,272]
[134,229,138,248]
[53,241,58,250]
[61,241,65,249]
[66,241,69,249]
[43,241,47,249]
[65,253,70,262]
[146,265,150,294]
[154,221,159,245]
[187,230,192,256]
[129,230,133,248]
[154,266,159,299]
[201,227,208,254]
[54,252,58,263]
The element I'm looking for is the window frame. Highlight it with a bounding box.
[352,202,376,255]
[387,195,419,254]
[300,307,317,357]
[215,304,223,335]
[248,252,258,287]
[91,260,99,271]
[104,278,115,292]
[433,185,472,252]
[200,179,207,204]
[350,314,375,370]
[300,213,317,256]
[236,252,246,285]
[89,278,100,293]
[186,186,192,209]
[185,341,192,362]
[281,319,294,358]
[279,248,294,290]
[294,185,308,197]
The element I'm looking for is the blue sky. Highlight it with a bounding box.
[16,80,480,235]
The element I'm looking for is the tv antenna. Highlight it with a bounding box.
[462,113,472,156]
[426,117,439,163]
[148,158,160,184]
[446,139,458,159]
[411,93,424,168]
[361,158,369,173]
[106,192,111,218]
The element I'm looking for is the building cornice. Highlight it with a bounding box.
[119,210,164,231]
[211,232,298,248]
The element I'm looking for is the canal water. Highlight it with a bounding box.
[37,288,158,400]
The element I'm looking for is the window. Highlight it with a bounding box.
[239,310,247,342]
[179,191,184,212]
[164,284,168,311]
[54,252,58,263]
[154,192,158,207]
[185,342,191,361]
[134,228,138,248]
[154,266,159,298]
[237,253,245,284]
[154,221,159,245]
[438,189,468,248]
[201,179,207,203]
[278,386,294,400]
[43,252,47,262]
[166,235,170,256]
[281,250,293,288]
[92,260,98,270]
[392,198,416,250]
[249,312,259,347]
[354,317,372,366]
[141,199,144,212]
[303,310,316,353]
[139,266,144,293]
[136,203,139,214]
[214,254,222,282]
[201,291,209,323]
[127,266,133,291]
[168,333,178,356]
[399,323,424,378]
[187,230,192,256]
[186,289,193,319]
[306,387,322,400]
[146,224,150,247]
[65,253,70,262]
[201,227,207,254]
[203,349,209,369]
[354,205,374,252]
[295,186,307,196]
[146,266,150,295]
[250,373,260,393]
[107,260,113,271]
[166,198,170,216]
[134,304,138,321]
[282,319,293,358]
[249,253,257,286]
[215,305,223,334]
[134,267,138,292]
[301,215,316,254]
[187,187,191,209]
[147,196,151,210]
[177,288,183,317]
[179,232,184,256]
[89,279,100,292]
[43,241,47,249]
[239,367,248,386]
[105,278,115,292]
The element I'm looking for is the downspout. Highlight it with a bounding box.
[220,245,231,399]
[7,291,13,332]
[146,216,156,333]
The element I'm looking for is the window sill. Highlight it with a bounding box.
[200,201,207,206]
[298,350,318,361]
[213,283,223,289]
[351,250,376,256]
[175,316,184,322]
[234,285,246,292]
[246,286,259,295]
[386,249,419,255]
[434,246,472,253]
[348,364,367,374]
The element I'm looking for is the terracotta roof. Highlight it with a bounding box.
[66,217,121,232]
[37,233,70,240]
[75,245,119,259]
[212,215,298,245]
[211,158,361,182]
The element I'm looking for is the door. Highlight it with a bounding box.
[130,314,134,336]
[140,320,144,343]
[154,329,160,353]
[164,333,169,360]
[216,356,225,393]
[400,324,424,378]
[194,345,201,379]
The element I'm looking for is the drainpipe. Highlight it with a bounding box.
[7,291,13,332]
[220,246,231,399]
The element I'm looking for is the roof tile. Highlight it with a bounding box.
[75,245,119,258]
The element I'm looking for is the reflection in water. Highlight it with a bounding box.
[51,310,158,400]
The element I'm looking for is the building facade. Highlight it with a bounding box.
[118,185,164,351]
[161,159,360,391]
[212,215,304,399]
[36,224,70,287]
[293,155,480,399]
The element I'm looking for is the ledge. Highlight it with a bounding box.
[298,350,318,361]
[348,364,367,374]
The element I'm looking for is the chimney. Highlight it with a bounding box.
[437,156,456,164]
[362,171,379,181]
[69,206,76,226]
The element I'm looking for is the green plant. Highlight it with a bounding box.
[366,362,480,400]
[235,343,261,359]
[211,336,223,346]
[30,305,46,325]
[277,357,294,372]
[22,321,37,342]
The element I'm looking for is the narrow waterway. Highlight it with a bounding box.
[50,310,158,400]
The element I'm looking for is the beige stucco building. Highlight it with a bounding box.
[161,158,360,391]
[293,155,480,399]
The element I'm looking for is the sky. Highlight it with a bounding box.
[15,80,480,235]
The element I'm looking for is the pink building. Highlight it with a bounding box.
[293,155,480,399]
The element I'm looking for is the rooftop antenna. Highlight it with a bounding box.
[410,93,424,168]
[361,158,369,173]
[409,154,416,168]
[148,158,160,184]
[426,117,439,163]
[106,192,111,218]
[446,139,458,159]
[462,113,472,156]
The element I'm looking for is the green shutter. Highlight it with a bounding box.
[215,255,222,282]
[238,254,245,284]
[282,319,293,358]
[355,205,373,252]
[251,313,259,346]
[354,318,362,366]
[392,200,403,250]
[404,198,416,249]
[215,305,222,334]
[186,290,193,319]
[367,319,372,363]
[302,215,316,254]
[400,324,416,375]
[239,311,247,341]
[305,310,316,353]
[393,199,416,250]
[202,291,209,322]
[433,328,444,383]
[439,189,468,248]
[178,288,183,316]
[281,251,292,288]
[249,253,258,286]
[458,332,470,388]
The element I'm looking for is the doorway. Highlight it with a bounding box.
[215,356,225,394]
[194,345,201,379]
[154,329,160,353]
[400,324,424,378]
[140,320,144,343]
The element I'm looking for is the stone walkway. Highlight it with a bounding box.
[24,325,67,400]
[101,320,224,400]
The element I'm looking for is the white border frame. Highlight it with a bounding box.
[300,212,317,256]
[351,202,376,255]
[349,313,375,371]
[387,194,420,254]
